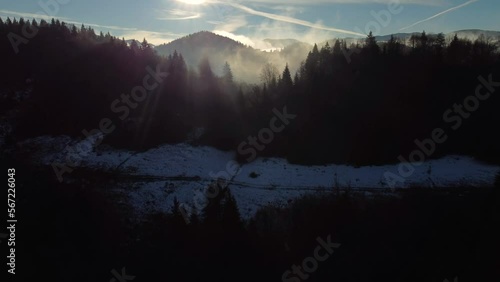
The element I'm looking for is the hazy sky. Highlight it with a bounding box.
[0,0,498,48]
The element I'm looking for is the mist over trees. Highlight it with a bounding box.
[1,17,500,165]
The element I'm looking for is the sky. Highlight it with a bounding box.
[0,0,499,49]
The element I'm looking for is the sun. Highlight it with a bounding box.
[176,0,206,5]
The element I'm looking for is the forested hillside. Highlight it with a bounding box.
[1,18,499,165]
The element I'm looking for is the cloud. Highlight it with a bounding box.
[157,9,203,20]
[269,5,305,15]
[207,20,225,25]
[213,14,248,32]
[239,0,443,5]
[399,0,480,31]
[216,1,365,36]
[219,16,334,50]
[212,30,256,46]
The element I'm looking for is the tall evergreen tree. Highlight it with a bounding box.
[202,186,224,226]
[333,40,342,55]
[198,57,214,80]
[222,61,234,85]
[294,72,300,86]
[364,31,380,55]
[387,35,403,56]
[221,188,242,230]
[130,40,140,54]
[280,63,293,91]
[71,25,78,36]
[435,33,446,49]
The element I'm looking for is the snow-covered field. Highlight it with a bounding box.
[16,135,500,219]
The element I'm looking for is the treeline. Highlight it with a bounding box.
[249,31,500,165]
[0,17,240,150]
[1,17,500,164]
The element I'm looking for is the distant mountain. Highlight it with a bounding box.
[451,29,500,41]
[155,31,271,83]
[375,32,420,42]
[154,31,307,83]
[155,31,248,59]
[375,30,500,42]
[150,29,499,83]
[319,29,500,46]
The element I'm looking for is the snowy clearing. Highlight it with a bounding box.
[18,135,500,219]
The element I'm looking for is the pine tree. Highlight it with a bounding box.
[387,35,402,56]
[333,40,342,55]
[80,24,87,38]
[221,188,242,230]
[222,62,234,85]
[171,197,181,218]
[141,38,150,50]
[420,31,428,49]
[304,44,320,80]
[71,25,78,36]
[434,32,446,54]
[198,57,214,80]
[280,63,293,91]
[202,187,224,226]
[321,41,331,55]
[435,33,446,48]
[364,31,380,55]
[130,40,140,54]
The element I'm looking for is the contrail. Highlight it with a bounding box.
[212,1,365,37]
[400,0,479,31]
[157,9,202,21]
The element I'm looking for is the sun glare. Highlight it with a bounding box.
[176,0,206,5]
